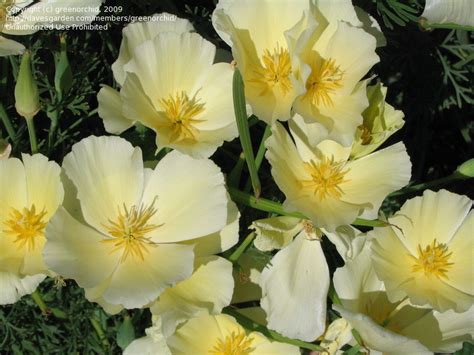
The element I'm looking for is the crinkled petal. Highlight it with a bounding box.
[151,256,234,337]
[97,85,134,134]
[0,271,45,305]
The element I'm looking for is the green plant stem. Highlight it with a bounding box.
[90,316,110,349]
[233,69,261,197]
[229,188,387,228]
[228,232,255,264]
[0,103,16,142]
[244,124,271,192]
[389,172,469,197]
[224,308,324,351]
[26,118,38,154]
[31,290,48,315]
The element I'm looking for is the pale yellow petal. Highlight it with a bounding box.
[260,233,329,341]
[189,197,240,257]
[43,207,120,289]
[112,15,194,85]
[97,85,134,134]
[388,189,472,251]
[0,271,45,305]
[333,305,431,354]
[342,142,412,219]
[421,0,474,27]
[265,122,311,201]
[62,136,144,234]
[141,150,227,243]
[0,158,27,224]
[22,153,63,220]
[252,216,302,251]
[444,211,474,295]
[102,243,194,308]
[0,36,25,56]
[151,256,234,336]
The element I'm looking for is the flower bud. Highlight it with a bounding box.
[14,51,40,120]
[456,158,474,178]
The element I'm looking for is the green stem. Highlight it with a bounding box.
[228,232,255,264]
[233,69,261,197]
[224,308,324,351]
[389,172,468,197]
[31,290,48,315]
[0,103,16,142]
[90,316,110,349]
[244,125,271,192]
[26,118,38,154]
[228,188,387,228]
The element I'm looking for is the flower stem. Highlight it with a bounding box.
[90,315,110,349]
[224,307,325,351]
[26,118,38,154]
[31,290,48,315]
[0,102,16,142]
[228,232,255,264]
[228,188,387,228]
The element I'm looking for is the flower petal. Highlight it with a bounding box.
[62,136,144,234]
[141,150,227,243]
[342,142,412,219]
[0,271,45,305]
[151,256,234,337]
[97,85,134,134]
[260,232,329,341]
[43,207,120,289]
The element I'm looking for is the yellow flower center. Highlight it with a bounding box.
[410,239,453,279]
[102,199,161,263]
[159,91,205,143]
[210,331,254,355]
[251,46,293,96]
[304,58,344,107]
[302,157,350,200]
[3,205,48,251]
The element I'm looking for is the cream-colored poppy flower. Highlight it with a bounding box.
[351,82,405,158]
[108,20,237,158]
[1,0,101,56]
[333,241,473,354]
[0,154,63,276]
[0,153,63,303]
[371,189,473,313]
[98,15,194,134]
[167,314,300,354]
[44,136,230,309]
[83,197,240,315]
[212,0,311,124]
[292,14,379,145]
[265,118,411,231]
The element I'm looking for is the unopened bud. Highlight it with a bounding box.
[456,159,474,178]
[14,51,40,120]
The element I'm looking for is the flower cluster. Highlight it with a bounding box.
[0,0,472,353]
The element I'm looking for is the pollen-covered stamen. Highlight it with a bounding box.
[410,239,453,279]
[102,198,162,263]
[251,45,293,96]
[304,58,344,107]
[210,331,254,355]
[302,157,350,201]
[3,204,48,251]
[159,91,205,143]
